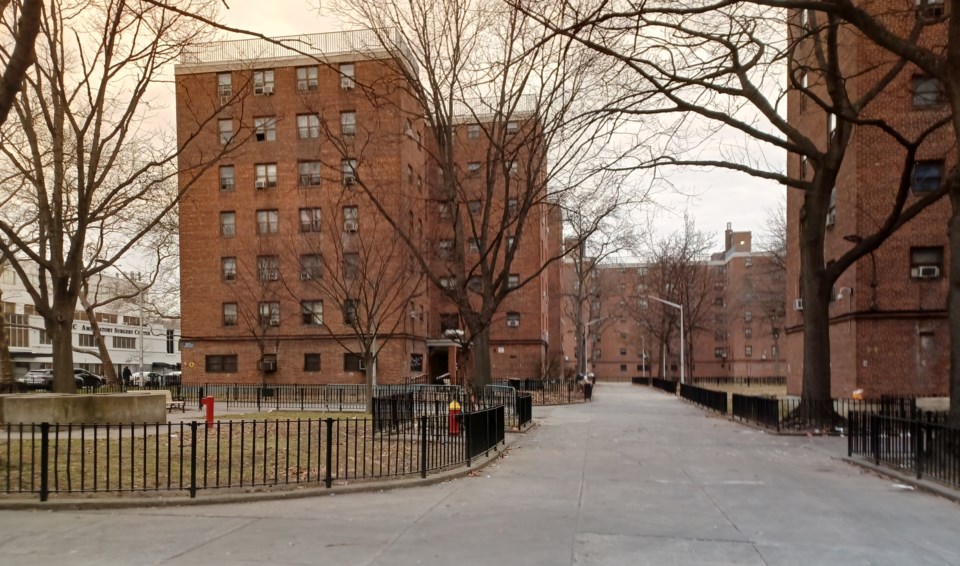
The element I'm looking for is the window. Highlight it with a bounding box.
[220,302,237,326]
[745,327,753,338]
[166,329,175,354]
[467,124,480,139]
[407,164,413,183]
[343,206,359,232]
[340,63,355,89]
[912,160,944,193]
[298,161,321,187]
[304,353,321,372]
[301,300,323,325]
[714,347,728,358]
[468,238,479,253]
[438,239,454,260]
[123,315,140,326]
[253,69,275,95]
[253,117,276,142]
[259,302,280,327]
[343,299,358,325]
[467,162,481,177]
[221,257,237,281]
[910,246,944,278]
[744,310,752,322]
[411,353,424,372]
[343,353,364,371]
[507,236,516,250]
[219,166,235,191]
[342,159,358,184]
[300,254,323,280]
[2,313,28,347]
[467,276,482,291]
[218,119,233,145]
[257,255,280,281]
[620,347,627,356]
[714,297,724,307]
[439,276,456,289]
[296,66,318,91]
[745,257,753,267]
[506,312,520,327]
[256,209,279,235]
[220,211,236,237]
[620,364,627,372]
[39,330,52,345]
[799,155,807,181]
[745,345,753,357]
[917,0,945,20]
[798,70,807,109]
[506,121,518,135]
[827,113,836,141]
[79,334,96,347]
[95,312,117,324]
[506,160,519,176]
[508,274,520,289]
[913,75,945,107]
[827,188,836,227]
[439,313,459,332]
[206,355,238,373]
[297,114,320,139]
[217,72,232,98]
[255,164,278,188]
[508,199,518,217]
[341,111,356,136]
[299,208,322,233]
[468,200,481,215]
[437,202,451,219]
[343,253,359,280]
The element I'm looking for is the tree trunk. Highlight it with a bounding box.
[948,186,960,426]
[472,325,492,390]
[0,289,13,386]
[80,295,118,386]
[799,190,833,405]
[50,297,77,393]
[364,341,377,414]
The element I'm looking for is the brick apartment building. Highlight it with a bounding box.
[784,3,952,398]
[563,224,784,381]
[175,31,561,385]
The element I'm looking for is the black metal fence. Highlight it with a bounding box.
[731,394,781,430]
[517,395,533,428]
[848,411,960,489]
[688,376,785,388]
[492,379,585,405]
[1,409,506,501]
[651,378,678,394]
[631,377,652,386]
[729,394,926,433]
[679,384,727,414]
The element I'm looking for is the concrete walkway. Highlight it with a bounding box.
[2,383,959,565]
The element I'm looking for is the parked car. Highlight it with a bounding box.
[131,371,163,387]
[74,369,105,388]
[16,369,84,390]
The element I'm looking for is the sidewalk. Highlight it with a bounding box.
[1,383,959,565]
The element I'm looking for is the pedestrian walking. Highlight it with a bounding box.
[122,366,132,386]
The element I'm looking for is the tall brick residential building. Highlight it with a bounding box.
[565,224,784,381]
[175,31,561,385]
[784,5,952,398]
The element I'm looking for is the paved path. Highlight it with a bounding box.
[2,383,959,565]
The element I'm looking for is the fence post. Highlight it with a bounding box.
[847,414,853,457]
[913,419,923,480]
[465,410,472,468]
[420,416,428,479]
[257,387,262,412]
[189,421,198,498]
[871,414,880,466]
[301,388,305,411]
[39,422,50,502]
[324,418,333,488]
[198,386,204,410]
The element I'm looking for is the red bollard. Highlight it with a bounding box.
[201,396,215,425]
[449,400,461,436]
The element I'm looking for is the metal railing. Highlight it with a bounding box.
[849,411,960,489]
[730,394,925,433]
[491,379,584,405]
[1,409,506,501]
[679,384,727,414]
[517,395,533,428]
[688,376,785,387]
[651,378,678,394]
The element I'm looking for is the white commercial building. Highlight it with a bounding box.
[1,265,181,379]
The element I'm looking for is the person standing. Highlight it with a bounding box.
[122,366,132,386]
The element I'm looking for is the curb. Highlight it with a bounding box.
[0,436,516,512]
[842,456,960,505]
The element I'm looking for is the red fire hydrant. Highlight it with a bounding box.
[448,399,461,436]
[201,396,215,425]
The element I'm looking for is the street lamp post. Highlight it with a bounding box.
[647,295,685,385]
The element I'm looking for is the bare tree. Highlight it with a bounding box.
[0,0,42,126]
[524,0,949,410]
[328,0,631,389]
[0,0,235,392]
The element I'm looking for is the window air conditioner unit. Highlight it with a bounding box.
[219,94,231,105]
[262,85,274,95]
[255,180,267,189]
[268,318,280,327]
[507,320,520,327]
[341,78,354,89]
[344,220,358,232]
[343,175,356,185]
[794,298,804,311]
[268,272,279,281]
[259,360,277,372]
[917,265,940,278]
[300,271,312,280]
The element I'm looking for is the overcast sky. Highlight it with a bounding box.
[173,0,786,253]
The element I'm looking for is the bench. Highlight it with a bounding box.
[162,390,186,413]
